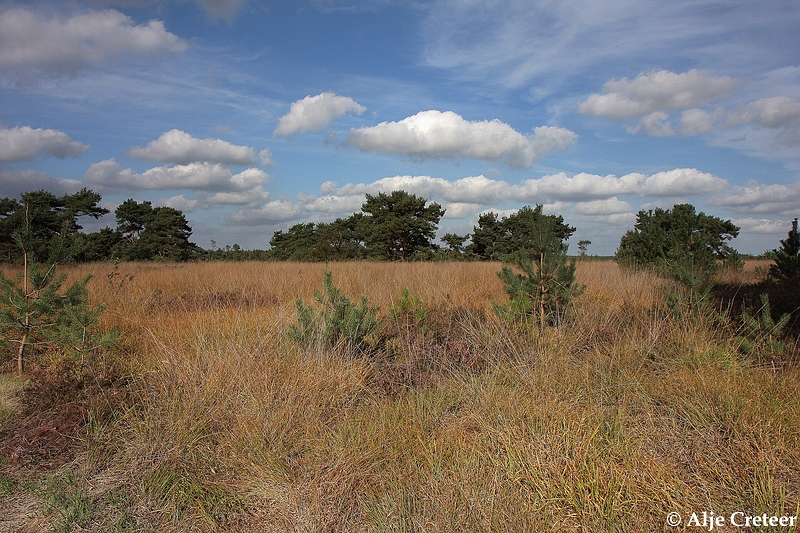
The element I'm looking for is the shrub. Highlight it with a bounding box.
[769,217,799,280]
[736,293,791,359]
[615,204,739,274]
[389,287,428,332]
[289,271,382,353]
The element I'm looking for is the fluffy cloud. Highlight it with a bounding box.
[128,129,268,166]
[574,197,633,216]
[710,181,800,215]
[319,168,726,209]
[229,199,304,225]
[0,169,81,197]
[728,96,800,128]
[274,92,366,137]
[84,159,269,192]
[733,217,793,234]
[579,70,739,120]
[0,7,187,76]
[514,168,727,201]
[0,126,89,162]
[159,187,270,212]
[345,110,576,169]
[678,108,721,136]
[321,174,511,205]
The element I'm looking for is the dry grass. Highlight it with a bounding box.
[2,260,799,531]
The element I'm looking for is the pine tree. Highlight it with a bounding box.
[769,218,800,280]
[494,222,584,327]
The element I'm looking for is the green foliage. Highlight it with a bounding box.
[493,236,584,327]
[361,190,445,261]
[662,255,718,317]
[769,218,800,280]
[723,248,745,272]
[736,293,791,358]
[289,271,382,352]
[615,204,739,274]
[268,191,443,262]
[467,205,576,261]
[269,218,366,261]
[441,233,468,258]
[390,287,429,332]
[43,473,95,533]
[0,261,113,374]
[114,200,197,261]
[0,188,109,264]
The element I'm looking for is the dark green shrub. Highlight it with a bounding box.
[736,293,791,358]
[769,218,799,280]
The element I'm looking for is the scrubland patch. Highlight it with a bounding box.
[1,260,798,531]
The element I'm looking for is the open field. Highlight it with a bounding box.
[1,260,799,532]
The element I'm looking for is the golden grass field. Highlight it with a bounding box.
[1,260,799,532]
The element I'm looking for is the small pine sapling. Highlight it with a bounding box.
[0,261,112,374]
[494,243,584,327]
[289,271,382,353]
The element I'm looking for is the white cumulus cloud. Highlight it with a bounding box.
[345,110,576,169]
[514,168,727,202]
[128,129,266,166]
[320,168,726,209]
[0,7,187,76]
[274,92,366,137]
[728,96,800,128]
[710,181,800,215]
[0,126,89,162]
[229,199,304,225]
[733,217,793,234]
[0,169,81,197]
[574,197,633,216]
[84,159,269,192]
[579,69,739,120]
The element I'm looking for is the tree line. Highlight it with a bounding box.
[0,189,196,264]
[1,188,798,281]
[268,190,576,262]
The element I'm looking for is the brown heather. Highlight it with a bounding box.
[1,260,799,532]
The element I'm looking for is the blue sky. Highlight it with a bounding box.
[1,0,799,255]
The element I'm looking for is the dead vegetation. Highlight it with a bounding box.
[1,260,798,532]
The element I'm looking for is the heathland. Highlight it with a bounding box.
[1,260,798,532]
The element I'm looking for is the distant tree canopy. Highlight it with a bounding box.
[615,204,739,272]
[269,191,444,261]
[0,190,197,263]
[267,193,578,263]
[361,191,445,261]
[465,205,575,261]
[113,200,197,261]
[0,189,108,263]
